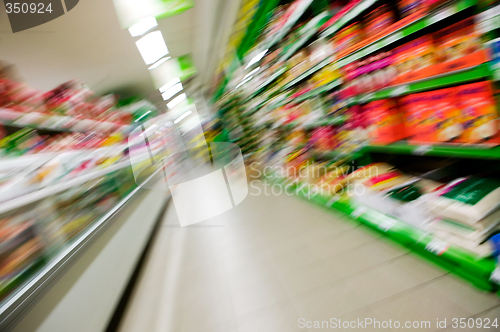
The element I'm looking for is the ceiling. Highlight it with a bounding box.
[0,0,242,113]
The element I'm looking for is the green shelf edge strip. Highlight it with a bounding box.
[318,140,500,161]
[336,0,477,68]
[346,63,490,106]
[295,79,343,103]
[278,12,331,63]
[264,0,315,50]
[265,174,499,292]
[281,57,332,91]
[244,67,287,103]
[366,142,500,159]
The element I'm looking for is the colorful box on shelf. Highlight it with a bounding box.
[336,9,428,59]
[335,0,478,69]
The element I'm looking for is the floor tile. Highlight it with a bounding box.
[428,274,500,315]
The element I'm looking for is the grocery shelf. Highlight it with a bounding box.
[295,79,343,103]
[336,0,477,68]
[320,0,378,38]
[264,0,315,50]
[366,142,500,159]
[0,168,171,330]
[346,63,491,105]
[278,12,331,63]
[313,148,365,160]
[244,67,287,103]
[0,108,132,134]
[0,160,130,215]
[476,3,500,33]
[266,174,499,292]
[280,57,332,91]
[0,145,126,172]
[0,145,163,215]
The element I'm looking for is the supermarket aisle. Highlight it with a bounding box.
[117,185,500,332]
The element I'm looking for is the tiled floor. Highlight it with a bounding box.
[117,189,500,332]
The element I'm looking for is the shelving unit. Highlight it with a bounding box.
[320,0,378,38]
[278,12,331,63]
[346,63,491,105]
[280,57,332,91]
[366,142,500,159]
[294,78,343,103]
[262,0,315,50]
[215,0,500,294]
[335,0,477,68]
[0,108,132,134]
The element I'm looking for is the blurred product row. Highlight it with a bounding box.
[213,0,500,294]
[0,64,193,311]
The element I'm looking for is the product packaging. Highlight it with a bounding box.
[456,81,499,144]
[433,17,487,73]
[364,5,395,39]
[393,36,438,83]
[365,99,406,144]
[426,88,463,142]
[401,92,435,143]
[427,177,500,227]
[398,0,425,18]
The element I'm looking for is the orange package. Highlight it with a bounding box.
[365,99,406,144]
[433,17,488,73]
[456,82,499,145]
[400,92,435,143]
[393,36,438,84]
[426,88,463,143]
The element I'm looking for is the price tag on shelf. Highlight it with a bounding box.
[390,85,409,97]
[413,145,432,156]
[326,195,340,207]
[425,239,449,256]
[490,267,500,285]
[477,18,495,34]
[477,4,500,22]
[351,206,367,219]
[378,217,397,232]
[384,32,403,47]
[428,7,454,25]
[359,93,374,104]
[364,43,380,56]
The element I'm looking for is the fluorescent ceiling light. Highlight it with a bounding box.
[134,110,152,122]
[148,56,171,70]
[136,31,169,65]
[174,110,192,124]
[162,82,183,100]
[167,93,187,109]
[244,67,260,79]
[159,77,181,93]
[245,49,268,69]
[128,17,158,37]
